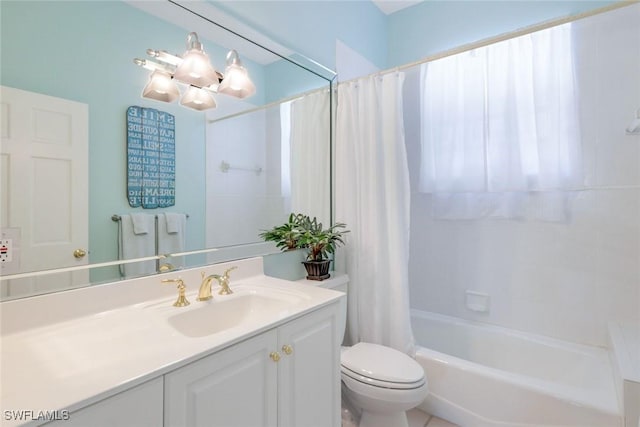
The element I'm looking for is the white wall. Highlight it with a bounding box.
[406,4,640,347]
[205,105,289,249]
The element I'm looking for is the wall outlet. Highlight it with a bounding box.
[0,239,12,263]
[0,228,21,275]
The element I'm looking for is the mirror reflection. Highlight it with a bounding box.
[0,0,334,300]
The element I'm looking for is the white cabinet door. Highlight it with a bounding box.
[43,377,163,427]
[164,330,278,427]
[277,304,341,427]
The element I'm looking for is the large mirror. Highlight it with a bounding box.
[0,0,335,300]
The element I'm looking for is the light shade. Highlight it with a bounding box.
[180,86,216,111]
[142,70,180,102]
[217,50,256,99]
[173,32,219,88]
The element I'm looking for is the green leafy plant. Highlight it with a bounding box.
[260,213,349,262]
[258,213,308,251]
[298,220,349,261]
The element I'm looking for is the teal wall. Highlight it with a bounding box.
[211,0,388,71]
[264,59,330,103]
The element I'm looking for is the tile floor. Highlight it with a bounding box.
[407,408,459,427]
[342,406,458,427]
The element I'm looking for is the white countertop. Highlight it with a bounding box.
[297,273,349,289]
[0,257,345,427]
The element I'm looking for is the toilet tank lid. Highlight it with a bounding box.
[341,342,424,384]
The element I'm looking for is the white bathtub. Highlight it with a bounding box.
[411,310,623,427]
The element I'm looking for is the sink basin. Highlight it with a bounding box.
[167,291,301,338]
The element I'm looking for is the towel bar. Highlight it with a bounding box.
[114,213,188,277]
[112,213,189,222]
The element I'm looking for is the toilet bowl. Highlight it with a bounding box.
[341,342,429,427]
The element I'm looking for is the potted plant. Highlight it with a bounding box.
[260,213,349,281]
[295,215,349,281]
[258,213,307,251]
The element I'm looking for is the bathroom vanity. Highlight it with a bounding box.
[0,257,346,427]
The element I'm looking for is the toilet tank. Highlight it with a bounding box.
[316,274,348,293]
[297,274,349,343]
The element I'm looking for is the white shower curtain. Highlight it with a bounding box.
[335,73,415,355]
[287,90,331,225]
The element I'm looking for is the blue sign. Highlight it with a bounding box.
[126,106,175,208]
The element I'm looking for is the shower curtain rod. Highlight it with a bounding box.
[207,86,332,124]
[336,1,633,87]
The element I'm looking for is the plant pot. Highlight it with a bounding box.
[302,259,331,281]
[263,248,307,280]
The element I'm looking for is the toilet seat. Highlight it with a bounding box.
[341,343,425,390]
[341,365,425,389]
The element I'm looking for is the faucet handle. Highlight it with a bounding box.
[223,266,237,278]
[216,266,237,295]
[162,277,190,307]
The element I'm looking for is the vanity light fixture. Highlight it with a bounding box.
[134,32,255,111]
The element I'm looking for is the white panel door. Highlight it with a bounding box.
[0,86,88,297]
[277,305,341,427]
[164,330,278,427]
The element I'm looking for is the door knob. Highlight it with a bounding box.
[73,249,87,259]
[282,344,293,355]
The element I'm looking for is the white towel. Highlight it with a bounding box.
[165,212,182,234]
[158,213,186,268]
[130,212,150,235]
[118,214,156,278]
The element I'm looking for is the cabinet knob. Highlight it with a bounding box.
[282,344,293,356]
[269,351,281,362]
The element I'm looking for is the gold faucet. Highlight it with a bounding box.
[162,277,190,307]
[198,266,237,300]
[197,272,215,301]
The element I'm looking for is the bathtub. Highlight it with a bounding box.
[411,310,623,427]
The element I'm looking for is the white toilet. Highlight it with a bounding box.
[341,342,428,427]
[318,276,429,427]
